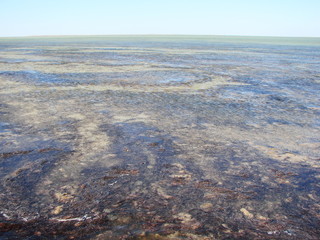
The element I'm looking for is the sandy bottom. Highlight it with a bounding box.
[0,39,319,239]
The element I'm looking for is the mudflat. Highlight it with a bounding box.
[0,36,319,239]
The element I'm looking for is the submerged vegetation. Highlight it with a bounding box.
[0,36,319,239]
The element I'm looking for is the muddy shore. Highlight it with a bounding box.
[0,36,319,239]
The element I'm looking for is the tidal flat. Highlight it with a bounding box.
[0,35,319,239]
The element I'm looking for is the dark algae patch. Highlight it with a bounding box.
[0,36,320,239]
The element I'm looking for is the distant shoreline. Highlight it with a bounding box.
[1,34,320,39]
[1,34,319,46]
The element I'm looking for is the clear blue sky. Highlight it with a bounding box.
[1,0,319,37]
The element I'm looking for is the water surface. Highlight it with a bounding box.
[0,35,319,239]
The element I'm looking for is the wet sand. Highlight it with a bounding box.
[0,36,319,239]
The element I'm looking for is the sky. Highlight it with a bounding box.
[1,0,320,37]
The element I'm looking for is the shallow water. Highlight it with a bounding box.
[0,36,319,239]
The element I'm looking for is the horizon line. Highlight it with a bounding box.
[1,34,320,39]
